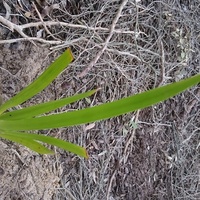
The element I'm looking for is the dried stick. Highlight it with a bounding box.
[0,15,28,38]
[106,109,140,200]
[20,22,137,34]
[106,159,120,200]
[32,2,59,41]
[0,37,61,44]
[122,110,140,164]
[158,38,165,86]
[0,15,39,45]
[78,0,129,78]
[0,15,137,45]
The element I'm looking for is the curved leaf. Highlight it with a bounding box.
[0,89,98,120]
[0,49,74,115]
[0,131,88,157]
[0,74,199,131]
[0,131,53,154]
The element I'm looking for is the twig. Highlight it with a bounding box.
[78,0,129,78]
[158,38,165,86]
[0,37,62,44]
[3,1,11,20]
[49,37,86,50]
[20,21,137,35]
[0,15,139,45]
[106,48,141,62]
[0,15,25,36]
[0,9,59,45]
[122,110,140,163]
[51,37,142,62]
[106,110,140,199]
[32,2,59,41]
[106,159,120,200]
[0,15,37,45]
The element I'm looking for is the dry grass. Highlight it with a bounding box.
[0,0,199,199]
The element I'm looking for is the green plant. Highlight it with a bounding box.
[0,48,199,158]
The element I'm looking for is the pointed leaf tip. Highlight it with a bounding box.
[66,48,74,61]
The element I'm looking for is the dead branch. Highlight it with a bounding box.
[78,0,129,78]
[0,14,138,45]
[0,37,62,44]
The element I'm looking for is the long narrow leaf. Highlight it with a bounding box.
[0,49,74,115]
[0,74,199,130]
[0,131,53,154]
[0,131,88,158]
[0,89,98,120]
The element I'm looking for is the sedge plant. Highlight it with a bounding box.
[0,48,199,158]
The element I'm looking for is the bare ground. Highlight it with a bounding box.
[0,0,199,199]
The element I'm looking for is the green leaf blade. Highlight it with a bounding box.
[0,49,74,115]
[0,89,98,120]
[0,74,199,131]
[0,131,88,158]
[0,131,53,154]
[20,132,88,158]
